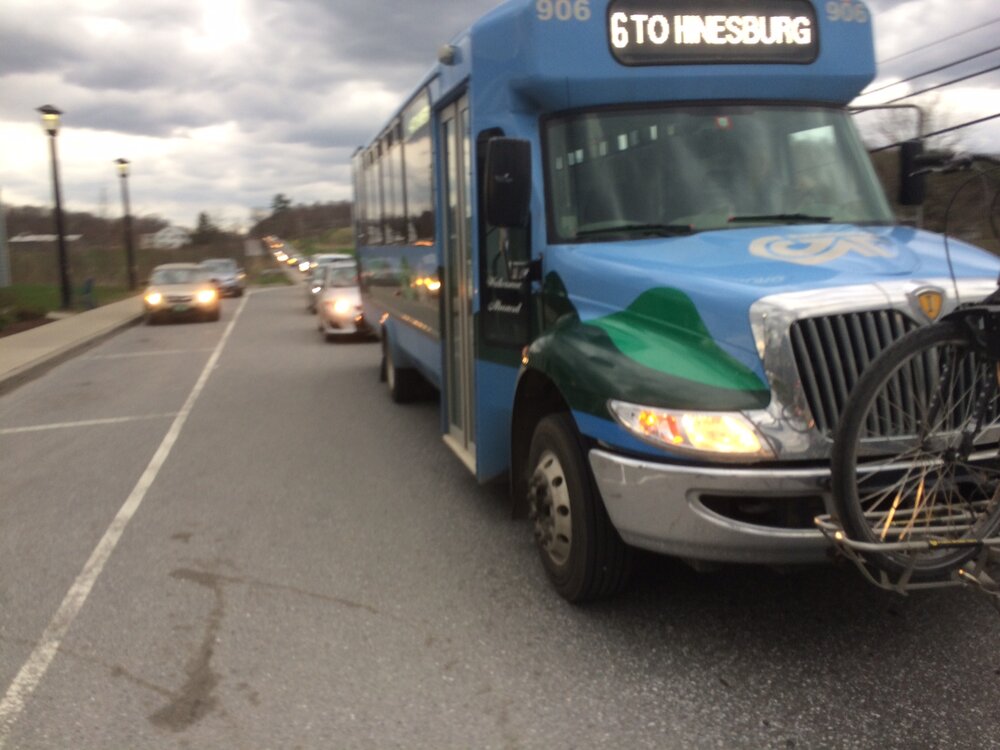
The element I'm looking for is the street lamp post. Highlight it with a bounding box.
[37,104,72,309]
[115,158,137,290]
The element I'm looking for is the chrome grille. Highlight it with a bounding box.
[790,310,919,435]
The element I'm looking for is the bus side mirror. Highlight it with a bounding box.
[485,138,531,228]
[898,139,926,206]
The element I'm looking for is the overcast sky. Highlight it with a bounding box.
[1,0,998,231]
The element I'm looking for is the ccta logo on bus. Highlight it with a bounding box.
[749,233,897,266]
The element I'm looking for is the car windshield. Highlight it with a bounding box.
[325,266,357,288]
[200,260,235,273]
[151,268,207,285]
[544,104,894,241]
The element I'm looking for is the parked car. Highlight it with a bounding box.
[315,262,369,340]
[143,263,220,323]
[198,258,246,297]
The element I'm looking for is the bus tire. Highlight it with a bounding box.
[527,413,632,602]
[383,334,421,403]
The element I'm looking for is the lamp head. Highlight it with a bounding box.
[37,105,62,135]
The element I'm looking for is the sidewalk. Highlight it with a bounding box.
[0,296,145,396]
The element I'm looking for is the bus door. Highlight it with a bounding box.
[441,95,476,471]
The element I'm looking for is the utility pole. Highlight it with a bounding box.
[0,188,10,288]
[115,159,137,290]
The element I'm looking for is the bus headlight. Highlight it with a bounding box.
[608,400,773,460]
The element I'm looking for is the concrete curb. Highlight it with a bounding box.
[0,297,145,397]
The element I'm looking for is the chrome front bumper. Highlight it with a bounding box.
[589,448,832,565]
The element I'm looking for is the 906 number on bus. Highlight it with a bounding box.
[537,0,591,21]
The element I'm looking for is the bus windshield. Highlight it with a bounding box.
[544,105,894,242]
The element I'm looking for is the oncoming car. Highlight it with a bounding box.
[198,258,246,297]
[305,254,358,312]
[310,252,353,269]
[143,263,220,324]
[315,262,368,340]
[305,265,326,313]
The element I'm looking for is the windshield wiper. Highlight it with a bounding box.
[728,213,832,224]
[575,223,694,238]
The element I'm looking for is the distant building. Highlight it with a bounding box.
[140,226,191,250]
[9,232,83,243]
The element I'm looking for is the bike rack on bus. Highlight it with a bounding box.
[814,514,1000,604]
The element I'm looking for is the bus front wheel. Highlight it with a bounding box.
[527,413,632,602]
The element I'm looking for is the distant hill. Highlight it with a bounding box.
[4,204,170,250]
[249,201,352,243]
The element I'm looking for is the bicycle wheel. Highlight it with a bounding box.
[831,320,1000,581]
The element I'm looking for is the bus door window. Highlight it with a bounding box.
[441,97,476,458]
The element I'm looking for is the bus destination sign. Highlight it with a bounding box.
[608,0,818,66]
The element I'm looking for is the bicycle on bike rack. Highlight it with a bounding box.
[817,151,1000,600]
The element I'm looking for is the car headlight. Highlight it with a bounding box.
[196,289,217,304]
[298,261,311,272]
[608,400,773,460]
[145,292,162,306]
[331,298,353,315]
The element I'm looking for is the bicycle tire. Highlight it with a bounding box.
[831,320,1000,581]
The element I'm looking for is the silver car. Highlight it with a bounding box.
[305,264,327,313]
[199,258,246,297]
[305,255,355,312]
[143,263,220,323]
[314,262,369,340]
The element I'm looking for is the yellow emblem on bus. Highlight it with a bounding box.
[916,289,943,321]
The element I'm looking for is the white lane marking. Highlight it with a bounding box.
[88,349,216,360]
[0,293,250,748]
[0,414,177,436]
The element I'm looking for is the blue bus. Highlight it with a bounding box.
[352,0,1000,601]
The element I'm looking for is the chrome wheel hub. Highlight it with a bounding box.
[529,449,572,566]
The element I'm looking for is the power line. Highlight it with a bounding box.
[868,112,1000,154]
[879,63,1000,106]
[860,46,1000,98]
[878,16,1000,65]
[922,112,1000,140]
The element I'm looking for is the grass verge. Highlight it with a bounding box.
[0,283,133,333]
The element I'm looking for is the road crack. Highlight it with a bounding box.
[148,569,223,731]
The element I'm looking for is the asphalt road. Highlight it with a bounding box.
[1,284,999,749]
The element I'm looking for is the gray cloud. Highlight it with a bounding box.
[1,0,997,227]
